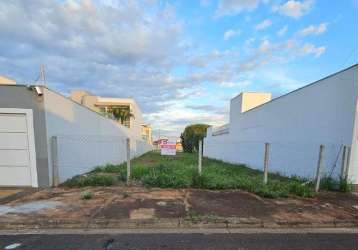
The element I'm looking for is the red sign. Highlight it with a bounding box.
[160,140,176,155]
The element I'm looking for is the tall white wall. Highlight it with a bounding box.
[43,88,152,184]
[204,65,358,183]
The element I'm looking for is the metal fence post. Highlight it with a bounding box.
[263,142,270,184]
[51,136,59,187]
[126,138,131,185]
[315,145,325,192]
[340,145,347,180]
[198,140,202,175]
[344,146,351,181]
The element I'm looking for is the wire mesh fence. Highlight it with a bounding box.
[202,137,352,191]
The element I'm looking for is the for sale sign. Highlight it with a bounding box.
[160,140,176,156]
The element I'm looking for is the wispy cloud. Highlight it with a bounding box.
[223,28,241,40]
[215,0,261,17]
[298,22,328,36]
[219,80,252,88]
[277,25,288,36]
[200,0,211,7]
[274,0,314,19]
[300,43,326,57]
[255,19,272,30]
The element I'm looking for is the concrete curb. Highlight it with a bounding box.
[1,217,358,230]
[0,188,38,205]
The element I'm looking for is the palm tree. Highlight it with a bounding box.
[106,106,135,127]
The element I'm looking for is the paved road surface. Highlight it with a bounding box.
[1,231,358,250]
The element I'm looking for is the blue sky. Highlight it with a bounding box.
[0,0,357,138]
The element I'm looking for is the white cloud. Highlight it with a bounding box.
[186,104,228,114]
[255,19,272,30]
[223,28,241,40]
[215,0,261,17]
[219,80,251,88]
[0,0,185,115]
[259,39,271,52]
[300,43,326,57]
[189,50,226,67]
[245,37,255,47]
[146,102,228,137]
[277,25,288,36]
[200,0,211,6]
[298,22,328,36]
[274,0,314,19]
[220,81,237,87]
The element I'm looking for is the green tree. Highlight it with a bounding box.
[106,106,135,127]
[180,124,209,153]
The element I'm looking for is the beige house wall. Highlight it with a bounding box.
[0,76,16,85]
[241,92,272,113]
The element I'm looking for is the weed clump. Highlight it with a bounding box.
[81,191,93,200]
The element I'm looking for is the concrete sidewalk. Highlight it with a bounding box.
[0,188,37,205]
[1,187,358,229]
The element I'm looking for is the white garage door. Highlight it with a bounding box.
[0,109,38,187]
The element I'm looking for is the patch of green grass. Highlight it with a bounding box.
[81,191,93,200]
[186,211,222,223]
[64,151,315,198]
[63,174,116,187]
[288,181,314,198]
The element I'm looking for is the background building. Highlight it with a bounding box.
[70,90,152,144]
[0,75,16,85]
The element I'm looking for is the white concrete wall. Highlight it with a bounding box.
[43,88,152,184]
[204,65,358,183]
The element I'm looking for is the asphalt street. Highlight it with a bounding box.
[1,231,358,250]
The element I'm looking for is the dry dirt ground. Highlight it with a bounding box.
[1,187,358,228]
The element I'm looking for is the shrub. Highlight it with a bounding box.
[180,124,209,153]
[81,191,93,200]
